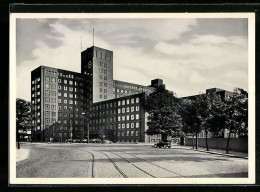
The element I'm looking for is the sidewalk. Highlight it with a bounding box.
[16,148,30,162]
[177,145,248,159]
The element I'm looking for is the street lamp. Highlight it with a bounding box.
[81,112,89,144]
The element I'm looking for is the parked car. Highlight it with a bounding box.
[66,139,73,143]
[102,139,112,144]
[90,139,102,143]
[81,139,88,143]
[154,141,172,148]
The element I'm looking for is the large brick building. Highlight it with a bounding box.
[31,46,164,142]
[31,45,234,142]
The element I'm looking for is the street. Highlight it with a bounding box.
[16,143,248,178]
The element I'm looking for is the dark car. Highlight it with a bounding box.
[154,141,172,148]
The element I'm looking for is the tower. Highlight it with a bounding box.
[81,46,113,103]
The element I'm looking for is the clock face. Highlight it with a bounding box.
[88,61,92,68]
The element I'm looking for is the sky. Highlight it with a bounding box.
[16,17,248,101]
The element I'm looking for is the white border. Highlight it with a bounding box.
[9,13,255,185]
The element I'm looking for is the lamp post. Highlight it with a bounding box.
[81,112,89,144]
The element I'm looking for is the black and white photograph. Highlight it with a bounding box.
[9,13,255,184]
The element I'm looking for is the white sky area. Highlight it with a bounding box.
[16,18,248,101]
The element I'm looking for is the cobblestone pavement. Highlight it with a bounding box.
[16,143,248,178]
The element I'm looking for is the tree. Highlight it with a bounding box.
[143,85,181,142]
[16,98,36,149]
[180,99,203,149]
[195,92,225,151]
[223,88,248,153]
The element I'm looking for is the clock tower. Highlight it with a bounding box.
[81,46,113,103]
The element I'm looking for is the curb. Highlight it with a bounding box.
[178,146,248,159]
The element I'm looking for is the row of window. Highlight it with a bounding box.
[118,106,139,113]
[99,75,108,80]
[91,97,140,111]
[45,118,82,125]
[118,114,139,121]
[58,85,83,93]
[100,95,108,99]
[118,98,139,106]
[118,131,139,137]
[58,99,79,105]
[59,72,74,79]
[99,68,108,74]
[118,122,140,129]
[118,139,139,143]
[31,78,40,84]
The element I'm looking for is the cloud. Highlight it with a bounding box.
[16,18,248,101]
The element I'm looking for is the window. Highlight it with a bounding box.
[51,98,56,103]
[122,116,125,121]
[64,86,67,90]
[126,115,129,120]
[122,132,125,136]
[45,111,50,116]
[69,80,73,85]
[64,100,67,104]
[126,123,129,128]
[136,106,139,111]
[51,77,56,82]
[64,106,67,110]
[104,89,107,93]
[69,100,73,105]
[46,83,50,88]
[118,109,121,114]
[64,79,67,84]
[127,131,129,136]
[104,76,107,80]
[104,83,107,87]
[45,76,50,81]
[118,132,120,136]
[58,79,61,83]
[51,84,56,89]
[104,63,107,68]
[118,101,121,106]
[99,68,103,73]
[104,70,107,74]
[69,93,73,98]
[131,115,134,120]
[32,80,35,84]
[52,112,56,116]
[136,97,139,103]
[58,86,61,90]
[69,87,73,91]
[70,113,73,118]
[51,91,56,96]
[131,131,134,136]
[136,123,139,128]
[45,118,50,123]
[100,95,102,99]
[131,107,134,112]
[37,78,40,82]
[64,93,67,97]
[100,88,103,92]
[51,105,56,110]
[118,124,121,129]
[126,107,129,112]
[100,75,103,79]
[104,95,107,99]
[136,114,139,120]
[37,91,40,96]
[131,98,135,104]
[131,123,134,128]
[122,108,125,113]
[37,98,40,102]
[45,97,50,102]
[75,88,77,92]
[118,116,121,121]
[74,101,78,105]
[37,112,40,116]
[122,124,125,129]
